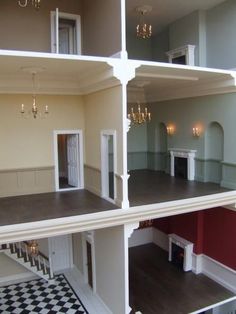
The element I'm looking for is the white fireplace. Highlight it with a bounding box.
[168,233,193,272]
[169,148,196,181]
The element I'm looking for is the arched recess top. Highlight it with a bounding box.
[205,121,224,160]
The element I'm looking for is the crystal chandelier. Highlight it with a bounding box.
[20,71,49,119]
[18,0,41,9]
[136,5,152,39]
[128,103,151,125]
[28,240,39,256]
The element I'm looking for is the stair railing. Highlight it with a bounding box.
[1,241,54,280]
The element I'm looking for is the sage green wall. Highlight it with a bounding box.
[151,28,169,63]
[169,11,201,66]
[126,31,152,61]
[127,121,148,170]
[206,0,236,69]
[128,92,236,187]
[147,92,236,187]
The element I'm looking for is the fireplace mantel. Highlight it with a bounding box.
[169,148,197,181]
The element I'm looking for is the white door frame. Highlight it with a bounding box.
[101,130,117,203]
[48,234,73,272]
[53,130,84,192]
[82,231,96,293]
[50,10,82,54]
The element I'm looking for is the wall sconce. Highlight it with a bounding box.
[192,127,200,137]
[166,125,174,136]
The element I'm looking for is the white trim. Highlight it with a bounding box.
[50,10,82,55]
[82,231,97,294]
[53,129,84,192]
[169,148,197,181]
[101,130,117,203]
[1,190,236,243]
[0,272,38,287]
[129,227,153,248]
[64,267,112,314]
[166,45,196,66]
[189,296,236,314]
[201,254,236,294]
[192,253,203,274]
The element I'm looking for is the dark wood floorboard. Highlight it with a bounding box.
[129,244,235,314]
[129,170,231,206]
[0,190,117,226]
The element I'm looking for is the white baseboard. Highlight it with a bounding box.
[129,227,169,251]
[192,253,203,274]
[153,228,169,251]
[201,254,236,294]
[0,272,38,287]
[129,228,236,294]
[129,227,153,247]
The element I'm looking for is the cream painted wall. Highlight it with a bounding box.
[0,0,82,52]
[84,86,123,174]
[82,0,122,57]
[94,226,126,314]
[0,253,29,277]
[0,95,84,170]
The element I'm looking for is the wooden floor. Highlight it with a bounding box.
[0,189,117,226]
[128,170,230,206]
[129,244,234,314]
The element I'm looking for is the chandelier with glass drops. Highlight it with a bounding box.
[136,5,152,39]
[128,103,151,125]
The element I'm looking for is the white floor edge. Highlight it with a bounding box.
[63,267,112,314]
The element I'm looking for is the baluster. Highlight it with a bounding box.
[43,258,47,274]
[37,255,40,270]
[19,242,23,257]
[25,243,29,261]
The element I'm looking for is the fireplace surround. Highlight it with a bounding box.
[169,148,197,181]
[168,233,193,272]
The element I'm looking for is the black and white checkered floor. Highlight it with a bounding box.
[0,274,89,314]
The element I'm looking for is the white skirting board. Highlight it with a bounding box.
[129,228,236,294]
[0,272,37,287]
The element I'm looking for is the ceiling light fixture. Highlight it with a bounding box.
[136,5,152,39]
[28,240,39,256]
[18,0,40,10]
[128,103,151,125]
[20,68,49,119]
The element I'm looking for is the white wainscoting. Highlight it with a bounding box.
[129,228,236,294]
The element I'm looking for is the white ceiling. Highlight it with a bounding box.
[128,61,236,102]
[126,0,226,34]
[0,52,120,95]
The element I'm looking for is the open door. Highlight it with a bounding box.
[51,9,81,54]
[101,130,117,202]
[54,130,84,191]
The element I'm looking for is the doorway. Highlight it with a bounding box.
[51,10,81,55]
[82,231,96,292]
[101,130,117,202]
[54,130,84,191]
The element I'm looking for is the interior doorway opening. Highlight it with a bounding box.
[51,10,81,55]
[101,130,117,203]
[54,130,84,191]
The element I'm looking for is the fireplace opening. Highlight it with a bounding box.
[174,157,187,179]
[171,243,184,269]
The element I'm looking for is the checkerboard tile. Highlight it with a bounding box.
[0,274,88,314]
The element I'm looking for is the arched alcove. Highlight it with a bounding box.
[205,122,224,183]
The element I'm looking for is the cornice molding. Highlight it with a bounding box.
[0,191,236,243]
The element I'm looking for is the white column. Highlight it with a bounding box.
[188,153,195,181]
